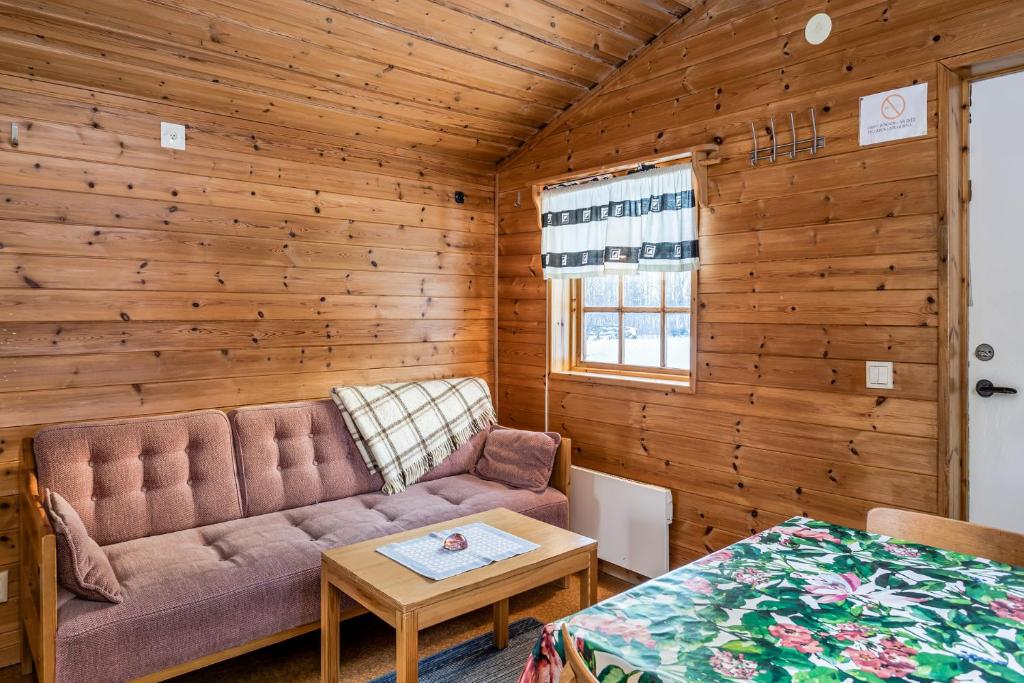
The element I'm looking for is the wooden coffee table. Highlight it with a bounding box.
[320,507,598,683]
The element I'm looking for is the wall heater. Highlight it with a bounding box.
[569,466,673,579]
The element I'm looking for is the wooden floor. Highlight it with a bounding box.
[1,574,629,683]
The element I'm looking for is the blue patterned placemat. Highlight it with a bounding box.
[377,522,539,580]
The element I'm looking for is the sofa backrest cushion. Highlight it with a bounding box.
[229,399,384,516]
[33,410,242,546]
[415,426,490,484]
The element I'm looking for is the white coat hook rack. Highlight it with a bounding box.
[749,108,825,166]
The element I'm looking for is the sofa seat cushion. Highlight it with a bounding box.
[55,474,567,682]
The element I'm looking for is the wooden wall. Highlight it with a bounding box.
[0,0,1018,669]
[496,0,1024,568]
[0,17,496,666]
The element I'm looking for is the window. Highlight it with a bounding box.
[541,159,699,387]
[571,270,695,381]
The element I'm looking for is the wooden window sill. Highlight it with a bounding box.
[550,370,694,393]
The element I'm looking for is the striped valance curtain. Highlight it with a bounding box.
[540,164,698,280]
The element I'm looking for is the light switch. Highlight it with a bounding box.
[866,361,894,390]
[160,122,186,150]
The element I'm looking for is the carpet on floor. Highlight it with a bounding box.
[368,617,544,683]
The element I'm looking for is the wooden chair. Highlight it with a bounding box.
[560,624,599,683]
[867,508,1024,567]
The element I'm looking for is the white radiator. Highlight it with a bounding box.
[569,466,673,579]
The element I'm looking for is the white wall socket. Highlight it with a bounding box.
[866,360,894,390]
[160,122,186,150]
[0,569,9,603]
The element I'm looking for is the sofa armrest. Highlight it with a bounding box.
[547,437,571,498]
[20,440,57,682]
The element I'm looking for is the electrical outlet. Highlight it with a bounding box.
[0,569,9,603]
[160,122,186,150]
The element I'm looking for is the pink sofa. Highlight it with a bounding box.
[21,399,569,683]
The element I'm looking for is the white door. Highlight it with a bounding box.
[967,69,1024,534]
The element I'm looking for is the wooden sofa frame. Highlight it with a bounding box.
[20,434,572,682]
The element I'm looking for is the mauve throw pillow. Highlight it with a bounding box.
[45,490,123,603]
[474,428,561,493]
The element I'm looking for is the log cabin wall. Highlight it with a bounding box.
[496,0,1024,568]
[0,0,696,665]
[0,0,562,663]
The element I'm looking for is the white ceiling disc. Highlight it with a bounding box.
[805,13,832,45]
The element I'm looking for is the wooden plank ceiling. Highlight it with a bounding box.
[0,0,693,165]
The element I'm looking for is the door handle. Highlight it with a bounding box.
[976,379,1018,397]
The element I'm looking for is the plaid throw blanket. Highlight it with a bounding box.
[330,377,496,494]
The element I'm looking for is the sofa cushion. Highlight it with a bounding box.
[229,400,384,516]
[474,428,561,493]
[415,426,490,484]
[46,491,123,604]
[55,474,567,682]
[33,411,242,546]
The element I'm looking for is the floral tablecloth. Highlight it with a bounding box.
[519,516,1024,682]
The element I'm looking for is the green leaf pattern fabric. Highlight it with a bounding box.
[518,517,1024,682]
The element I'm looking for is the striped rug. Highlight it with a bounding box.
[369,618,544,683]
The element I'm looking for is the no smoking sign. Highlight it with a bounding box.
[859,83,928,146]
[880,93,907,120]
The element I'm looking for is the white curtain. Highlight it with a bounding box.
[540,164,698,279]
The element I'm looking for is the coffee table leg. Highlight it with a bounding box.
[493,598,510,649]
[578,549,598,609]
[320,567,341,683]
[396,611,419,683]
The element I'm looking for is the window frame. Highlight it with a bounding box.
[573,272,700,378]
[568,269,698,384]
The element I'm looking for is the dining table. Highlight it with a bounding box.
[518,516,1024,683]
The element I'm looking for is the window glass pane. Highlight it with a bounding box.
[582,312,618,363]
[623,313,660,367]
[623,272,661,307]
[583,275,617,308]
[666,313,691,370]
[665,271,692,308]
